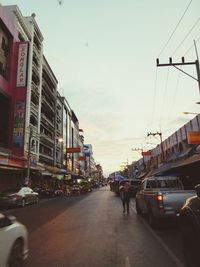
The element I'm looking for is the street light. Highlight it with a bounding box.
[183,112,199,115]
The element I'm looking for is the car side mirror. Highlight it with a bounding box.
[195,184,200,197]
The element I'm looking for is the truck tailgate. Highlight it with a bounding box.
[163,190,196,213]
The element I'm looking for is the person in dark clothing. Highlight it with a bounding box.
[120,182,131,214]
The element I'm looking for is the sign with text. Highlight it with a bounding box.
[16,42,29,87]
[187,131,200,144]
[66,147,81,153]
[13,100,25,148]
[78,156,86,161]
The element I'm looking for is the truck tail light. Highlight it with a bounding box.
[157,193,164,209]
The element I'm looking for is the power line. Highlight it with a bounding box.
[172,16,200,56]
[158,0,193,57]
[184,36,200,56]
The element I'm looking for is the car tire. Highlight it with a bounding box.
[21,198,25,208]
[8,239,23,267]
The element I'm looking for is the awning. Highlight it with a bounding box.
[0,165,24,171]
[41,171,53,176]
[152,153,200,175]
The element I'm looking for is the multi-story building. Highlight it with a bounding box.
[135,114,200,188]
[0,4,99,189]
[0,5,62,189]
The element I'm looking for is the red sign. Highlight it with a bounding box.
[187,131,200,144]
[78,156,86,161]
[142,151,151,156]
[66,147,81,153]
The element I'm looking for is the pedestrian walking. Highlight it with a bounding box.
[120,182,131,214]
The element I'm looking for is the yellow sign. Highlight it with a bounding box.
[187,131,200,144]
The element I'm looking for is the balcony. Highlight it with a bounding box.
[42,80,56,98]
[40,133,54,145]
[31,81,39,96]
[30,102,39,116]
[41,114,55,129]
[33,42,41,57]
[32,60,40,76]
[39,152,54,162]
[42,97,55,113]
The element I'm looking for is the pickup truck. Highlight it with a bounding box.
[135,175,196,227]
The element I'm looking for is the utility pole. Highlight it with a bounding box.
[132,148,146,170]
[25,127,33,185]
[147,132,164,162]
[156,57,200,94]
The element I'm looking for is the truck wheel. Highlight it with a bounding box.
[136,200,142,215]
[148,209,157,228]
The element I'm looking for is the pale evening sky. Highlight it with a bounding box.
[2,0,200,176]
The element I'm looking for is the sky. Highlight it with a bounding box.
[2,0,200,176]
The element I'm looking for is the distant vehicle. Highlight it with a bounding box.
[180,184,200,267]
[0,213,28,267]
[0,186,39,207]
[135,175,196,227]
[119,179,141,197]
[111,179,141,197]
[110,180,120,192]
[33,187,55,198]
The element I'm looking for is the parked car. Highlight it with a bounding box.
[0,213,28,267]
[0,186,39,207]
[135,175,196,227]
[180,184,200,267]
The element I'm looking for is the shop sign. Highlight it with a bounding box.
[13,100,25,148]
[187,131,200,144]
[16,42,29,87]
[66,147,81,153]
[142,151,151,156]
[78,156,86,161]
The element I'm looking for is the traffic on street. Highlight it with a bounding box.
[0,185,190,267]
[1,1,200,267]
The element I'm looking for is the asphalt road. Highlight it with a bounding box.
[2,187,187,267]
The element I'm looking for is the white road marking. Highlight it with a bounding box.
[125,256,131,267]
[131,205,185,267]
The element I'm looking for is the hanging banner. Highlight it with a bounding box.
[187,131,200,144]
[16,42,29,87]
[66,147,81,153]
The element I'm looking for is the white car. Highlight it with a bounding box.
[0,213,28,267]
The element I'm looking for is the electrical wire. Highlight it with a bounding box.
[158,0,193,57]
[184,36,200,56]
[150,68,158,127]
[171,17,200,56]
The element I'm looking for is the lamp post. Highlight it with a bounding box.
[183,112,199,115]
[25,127,33,185]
